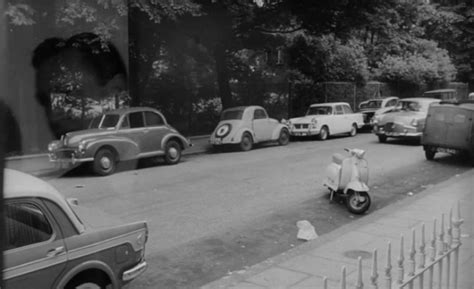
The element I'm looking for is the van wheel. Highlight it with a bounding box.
[93,148,117,176]
[318,126,329,140]
[346,191,371,214]
[378,135,387,143]
[424,146,436,160]
[240,133,253,151]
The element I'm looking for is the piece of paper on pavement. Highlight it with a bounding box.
[297,220,318,241]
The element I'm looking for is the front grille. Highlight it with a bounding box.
[295,124,309,129]
[384,122,394,132]
[55,150,75,159]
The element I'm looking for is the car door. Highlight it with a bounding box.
[252,108,273,142]
[141,111,168,154]
[3,199,67,289]
[127,111,150,154]
[332,105,345,134]
[342,104,354,132]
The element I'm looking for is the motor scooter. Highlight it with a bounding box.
[323,148,371,214]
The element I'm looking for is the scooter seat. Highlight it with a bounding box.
[332,153,345,165]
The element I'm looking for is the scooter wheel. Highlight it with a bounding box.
[346,191,371,214]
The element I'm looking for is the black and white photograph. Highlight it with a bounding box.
[1,0,473,288]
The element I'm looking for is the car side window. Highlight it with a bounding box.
[253,109,267,120]
[386,99,397,107]
[4,202,53,250]
[342,105,353,114]
[335,105,344,115]
[145,111,164,126]
[120,115,130,129]
[129,112,145,128]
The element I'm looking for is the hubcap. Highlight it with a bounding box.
[100,156,111,169]
[351,193,367,208]
[168,147,178,159]
[321,130,327,139]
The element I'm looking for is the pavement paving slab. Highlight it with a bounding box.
[202,169,474,289]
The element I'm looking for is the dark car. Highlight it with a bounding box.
[48,107,192,175]
[3,169,148,288]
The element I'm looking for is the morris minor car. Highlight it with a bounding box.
[2,169,148,289]
[288,102,364,140]
[372,97,440,143]
[209,106,290,151]
[48,107,191,176]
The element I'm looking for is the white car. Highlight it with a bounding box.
[288,102,364,140]
[358,96,399,127]
[209,106,290,151]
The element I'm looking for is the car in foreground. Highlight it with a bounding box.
[287,102,364,140]
[372,97,441,143]
[422,100,474,162]
[209,105,290,151]
[358,96,399,127]
[48,107,191,175]
[3,168,148,289]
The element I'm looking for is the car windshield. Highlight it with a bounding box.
[89,114,120,129]
[221,109,244,120]
[306,106,332,115]
[360,100,382,109]
[395,101,423,112]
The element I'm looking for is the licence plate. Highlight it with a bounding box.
[294,132,307,136]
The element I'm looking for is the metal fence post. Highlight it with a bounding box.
[452,201,464,289]
[385,242,392,289]
[397,235,405,285]
[418,223,426,289]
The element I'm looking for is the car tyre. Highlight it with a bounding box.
[278,128,290,146]
[318,126,329,141]
[349,124,357,137]
[93,148,117,176]
[164,140,182,165]
[378,135,387,143]
[66,277,108,289]
[346,190,371,215]
[240,133,253,151]
[424,146,436,160]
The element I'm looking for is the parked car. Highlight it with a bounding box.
[3,168,148,289]
[209,105,290,151]
[422,100,474,162]
[287,102,364,140]
[358,96,399,127]
[48,107,191,176]
[372,98,441,143]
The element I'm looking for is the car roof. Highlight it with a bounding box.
[424,89,456,94]
[399,97,440,103]
[104,106,161,115]
[223,105,263,111]
[310,102,349,107]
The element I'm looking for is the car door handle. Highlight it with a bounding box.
[47,246,65,257]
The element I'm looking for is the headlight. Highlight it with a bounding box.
[410,119,418,126]
[216,124,232,138]
[48,142,57,152]
[78,140,87,152]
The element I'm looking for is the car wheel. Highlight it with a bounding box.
[164,140,182,165]
[66,277,108,289]
[278,128,290,146]
[424,146,436,160]
[240,133,253,151]
[378,135,387,143]
[346,190,371,214]
[93,148,117,176]
[318,126,329,141]
[349,124,357,137]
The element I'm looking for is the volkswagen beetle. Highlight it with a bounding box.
[209,106,290,151]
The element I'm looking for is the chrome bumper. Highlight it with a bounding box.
[48,153,93,165]
[122,261,147,282]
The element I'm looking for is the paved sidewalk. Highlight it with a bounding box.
[5,135,212,176]
[202,170,474,289]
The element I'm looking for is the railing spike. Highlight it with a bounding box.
[385,242,392,289]
[398,234,404,284]
[370,249,378,289]
[341,266,347,289]
[356,256,363,289]
[323,276,328,289]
